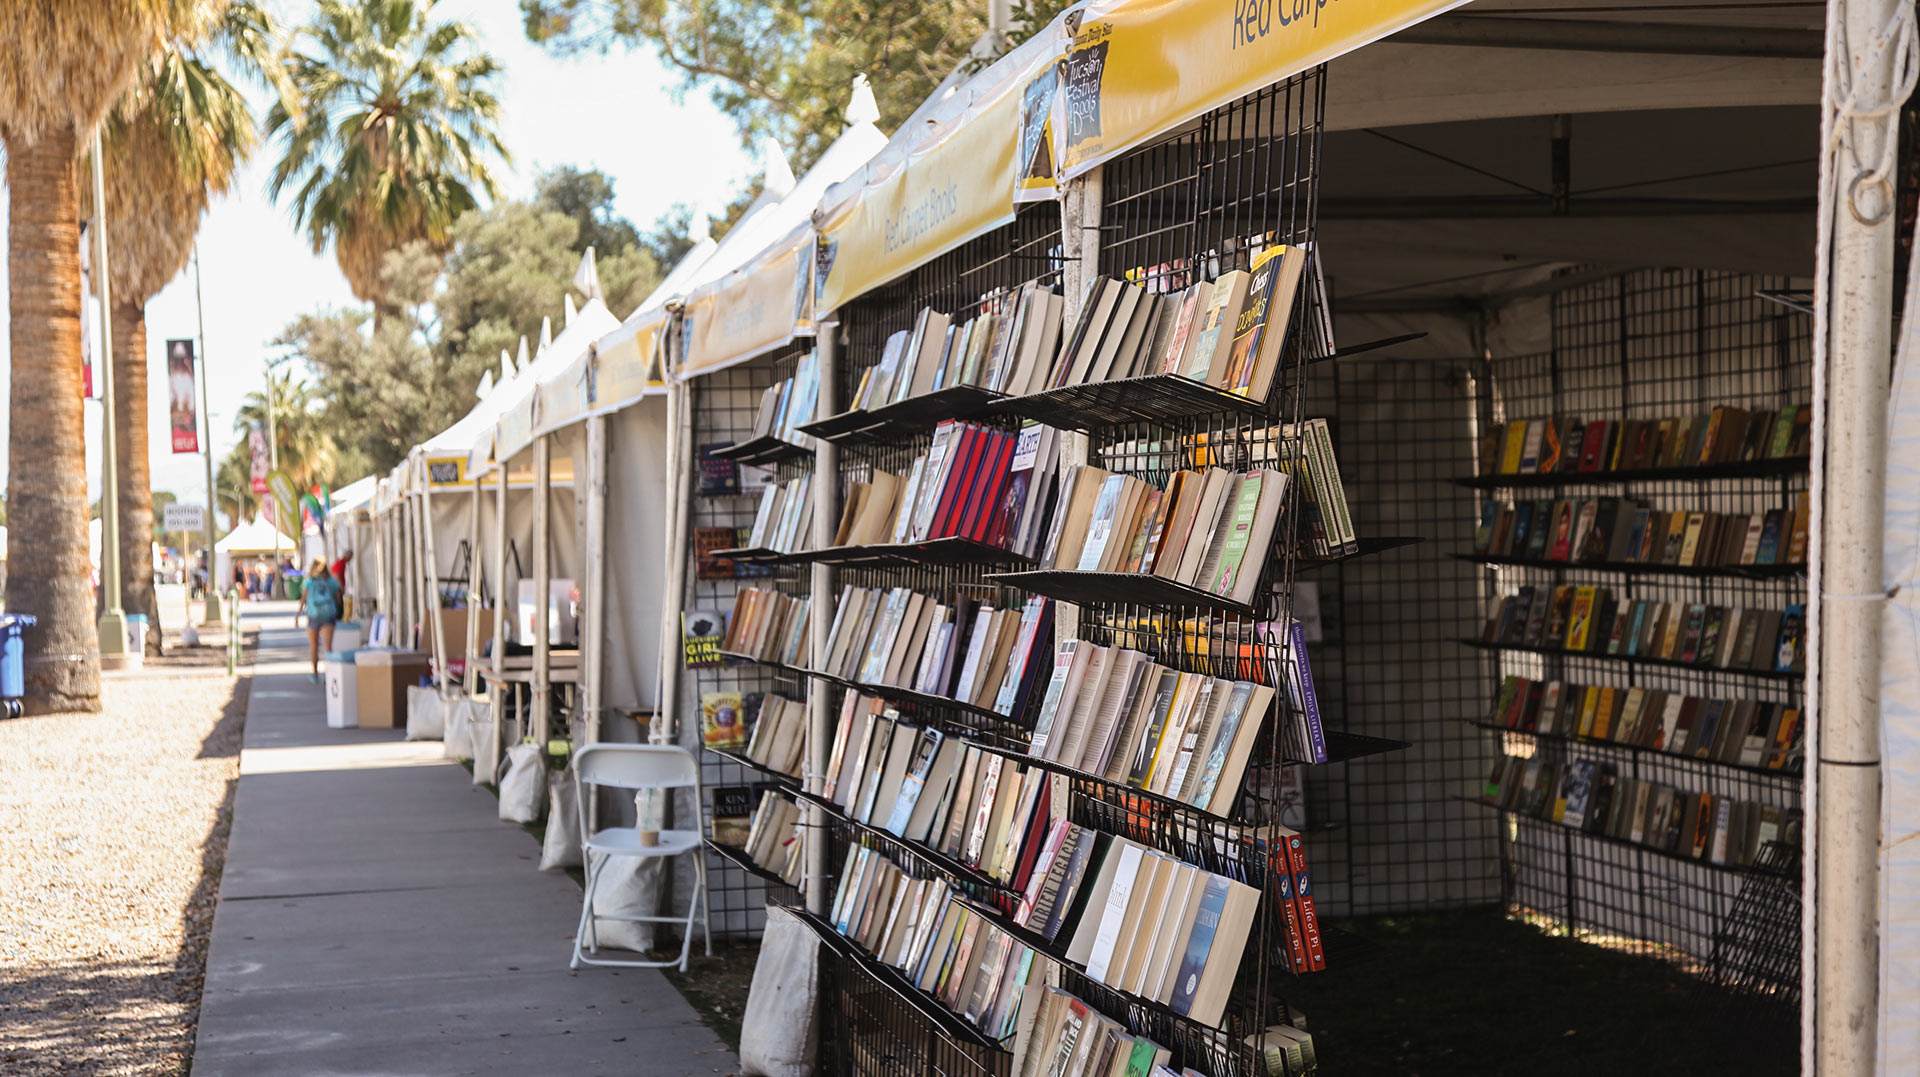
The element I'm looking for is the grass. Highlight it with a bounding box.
[1282,909,1796,1076]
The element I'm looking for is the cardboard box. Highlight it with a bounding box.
[435,607,494,654]
[355,650,430,728]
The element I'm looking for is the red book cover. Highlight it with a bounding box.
[966,433,1017,542]
[1285,831,1327,971]
[1578,420,1610,471]
[1272,845,1311,974]
[954,428,1001,542]
[928,424,984,540]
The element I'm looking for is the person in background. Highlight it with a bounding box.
[331,550,355,620]
[304,557,343,682]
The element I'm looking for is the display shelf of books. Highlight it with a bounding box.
[707,434,813,467]
[1463,797,1794,878]
[1457,638,1803,682]
[702,744,803,790]
[706,837,802,894]
[686,341,820,940]
[1455,552,1805,581]
[1454,270,1811,990]
[787,73,1363,1077]
[989,539,1417,620]
[802,384,1011,448]
[785,901,1015,1053]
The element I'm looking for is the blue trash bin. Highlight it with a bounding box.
[0,612,38,708]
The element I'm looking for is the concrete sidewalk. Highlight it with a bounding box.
[192,610,736,1076]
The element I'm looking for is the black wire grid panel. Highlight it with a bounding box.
[1467,269,1808,992]
[810,70,1333,1077]
[686,343,816,941]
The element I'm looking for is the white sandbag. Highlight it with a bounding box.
[497,743,546,824]
[739,905,819,1077]
[404,686,445,740]
[470,705,500,787]
[442,699,473,761]
[583,856,662,952]
[539,768,583,871]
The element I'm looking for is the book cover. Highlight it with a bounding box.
[1168,876,1230,1017]
[700,691,745,749]
[697,442,740,495]
[683,609,725,667]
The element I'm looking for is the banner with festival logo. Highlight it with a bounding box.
[166,339,199,453]
[248,422,271,494]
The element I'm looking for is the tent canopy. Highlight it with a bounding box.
[216,516,294,555]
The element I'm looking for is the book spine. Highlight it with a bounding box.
[1286,833,1326,971]
[1290,621,1328,764]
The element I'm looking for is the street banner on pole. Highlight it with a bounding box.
[166,339,199,453]
[268,470,298,539]
[249,422,270,493]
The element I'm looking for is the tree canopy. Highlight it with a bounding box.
[266,0,508,310]
[518,0,1072,172]
[270,166,664,479]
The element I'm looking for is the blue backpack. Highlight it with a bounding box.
[307,578,341,622]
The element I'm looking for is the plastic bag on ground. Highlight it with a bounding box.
[404,686,445,740]
[539,768,583,871]
[469,705,500,787]
[497,743,546,824]
[442,699,473,761]
[739,905,819,1077]
[584,856,662,952]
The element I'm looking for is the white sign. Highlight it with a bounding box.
[163,503,206,533]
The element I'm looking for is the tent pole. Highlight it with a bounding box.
[418,458,452,696]
[1816,0,1896,1069]
[583,413,609,757]
[489,464,508,778]
[463,472,482,698]
[806,327,840,917]
[656,321,692,748]
[532,435,553,747]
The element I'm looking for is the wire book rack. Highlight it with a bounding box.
[787,66,1422,1077]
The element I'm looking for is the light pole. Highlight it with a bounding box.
[88,130,132,668]
[191,248,222,628]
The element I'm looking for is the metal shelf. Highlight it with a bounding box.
[1455,455,1810,491]
[1457,637,1804,682]
[1456,552,1805,581]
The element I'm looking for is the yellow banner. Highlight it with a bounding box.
[813,40,1062,314]
[423,455,467,487]
[1059,0,1465,177]
[595,314,664,407]
[681,226,814,379]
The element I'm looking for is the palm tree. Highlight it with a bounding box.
[235,371,339,502]
[266,0,508,320]
[1,1,199,713]
[85,1,282,654]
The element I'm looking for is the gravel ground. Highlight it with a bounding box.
[0,672,250,1076]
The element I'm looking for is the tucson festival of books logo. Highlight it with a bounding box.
[814,236,838,303]
[1063,30,1109,159]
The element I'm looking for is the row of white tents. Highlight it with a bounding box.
[317,0,1917,1071]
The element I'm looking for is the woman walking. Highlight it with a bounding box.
[304,558,344,682]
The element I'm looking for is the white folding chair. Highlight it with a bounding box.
[569,743,711,972]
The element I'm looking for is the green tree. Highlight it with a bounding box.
[266,0,508,317]
[86,1,284,654]
[535,165,640,255]
[1,0,207,713]
[519,0,1073,170]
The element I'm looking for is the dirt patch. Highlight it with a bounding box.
[0,673,250,1076]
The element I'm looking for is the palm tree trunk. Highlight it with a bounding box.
[5,123,102,713]
[112,300,160,656]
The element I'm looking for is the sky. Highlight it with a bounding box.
[0,0,758,510]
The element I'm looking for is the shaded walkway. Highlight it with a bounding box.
[191,610,734,1076]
